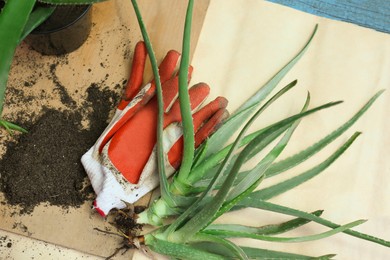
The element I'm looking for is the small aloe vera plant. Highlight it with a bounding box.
[0,0,108,133]
[102,0,390,259]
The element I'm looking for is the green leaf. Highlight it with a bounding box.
[265,90,384,178]
[131,0,174,207]
[192,232,249,260]
[192,138,209,169]
[235,199,390,247]
[205,210,323,236]
[202,25,318,157]
[213,175,264,223]
[145,234,225,260]
[209,98,340,203]
[193,242,335,259]
[254,132,361,200]
[0,0,36,114]
[201,219,366,243]
[0,120,28,134]
[240,246,335,260]
[188,109,271,185]
[176,0,195,184]
[226,119,301,202]
[205,92,309,193]
[191,124,290,191]
[190,83,303,187]
[20,5,56,42]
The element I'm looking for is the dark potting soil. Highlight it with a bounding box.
[0,83,120,213]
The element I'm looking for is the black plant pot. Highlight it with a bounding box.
[25,5,92,55]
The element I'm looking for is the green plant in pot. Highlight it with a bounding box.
[0,0,107,133]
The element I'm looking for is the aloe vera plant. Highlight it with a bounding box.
[0,0,107,133]
[97,0,390,259]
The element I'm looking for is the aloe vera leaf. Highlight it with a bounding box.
[265,90,384,178]
[0,120,28,134]
[189,108,271,184]
[19,6,55,42]
[203,26,318,157]
[239,246,335,260]
[224,93,309,198]
[254,132,361,201]
[202,219,366,243]
[201,98,337,198]
[191,232,249,260]
[188,79,297,186]
[212,175,264,225]
[206,210,323,237]
[226,118,301,202]
[213,106,304,219]
[131,0,174,207]
[194,242,334,259]
[166,81,299,239]
[192,125,290,191]
[192,138,209,169]
[37,0,106,4]
[190,86,306,185]
[235,199,390,247]
[145,234,225,260]
[0,0,36,114]
[0,120,11,133]
[175,0,195,184]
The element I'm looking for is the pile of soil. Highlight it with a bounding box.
[0,83,120,213]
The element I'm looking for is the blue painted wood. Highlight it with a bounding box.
[267,0,390,34]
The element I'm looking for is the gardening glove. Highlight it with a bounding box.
[81,41,229,217]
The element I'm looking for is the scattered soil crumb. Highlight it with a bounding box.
[12,222,32,237]
[0,236,12,248]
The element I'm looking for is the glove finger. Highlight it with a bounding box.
[166,107,229,170]
[118,49,181,111]
[159,50,181,83]
[192,96,228,130]
[167,136,183,170]
[162,66,194,113]
[118,41,147,110]
[195,108,229,147]
[135,49,181,108]
[164,82,210,127]
[194,99,229,147]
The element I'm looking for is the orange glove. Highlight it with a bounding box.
[81,42,228,217]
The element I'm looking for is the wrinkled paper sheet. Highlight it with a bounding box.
[135,0,390,259]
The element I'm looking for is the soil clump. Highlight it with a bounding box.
[0,82,120,213]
